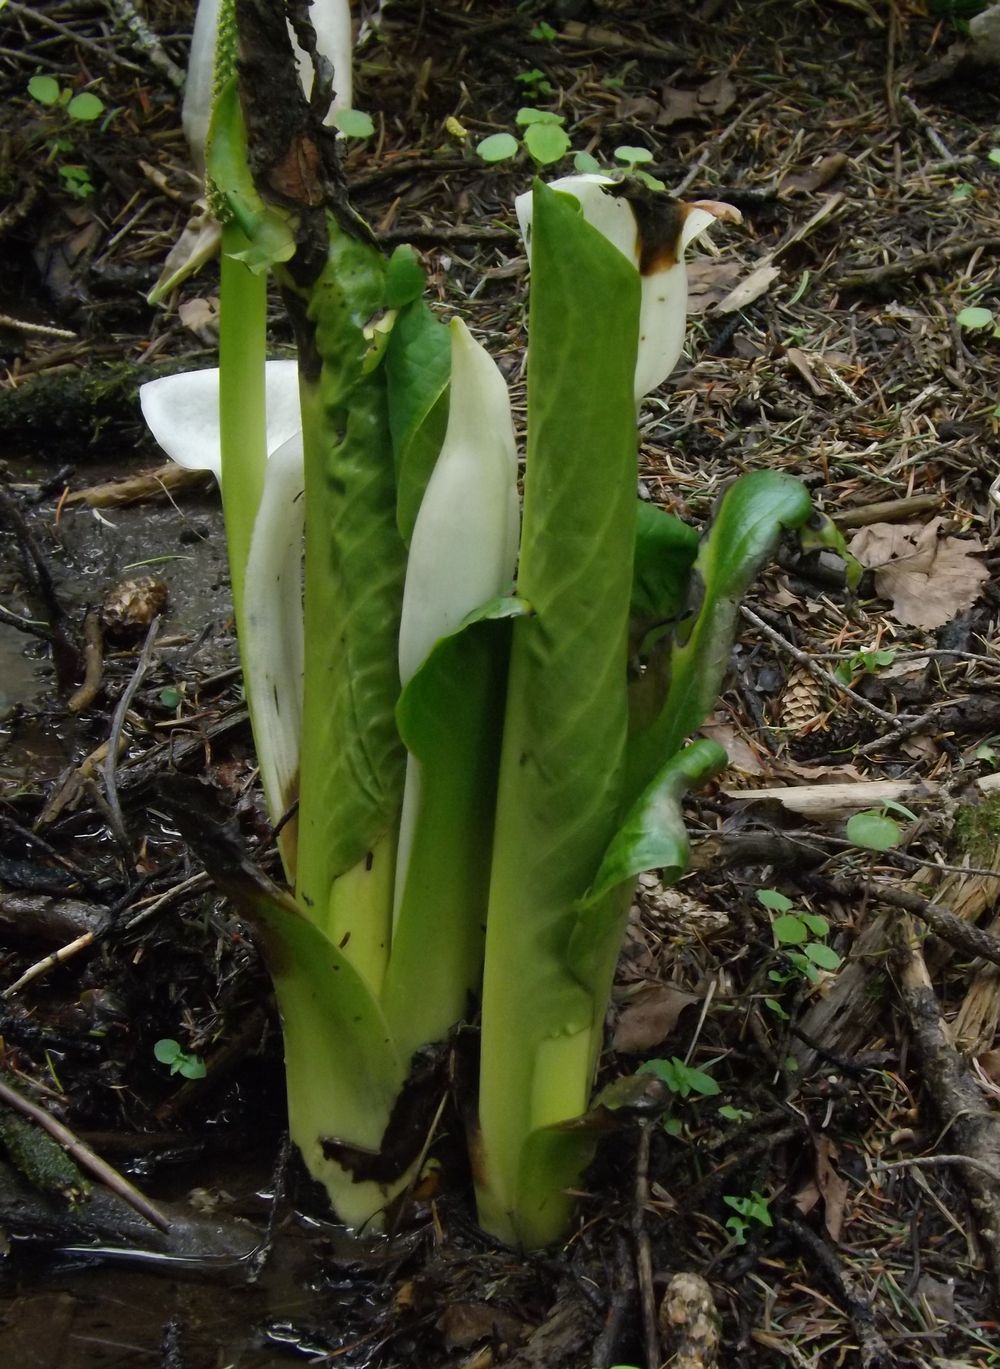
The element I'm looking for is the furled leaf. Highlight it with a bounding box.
[383,599,526,1063]
[289,222,407,971]
[385,299,452,543]
[628,471,812,799]
[631,501,699,627]
[580,740,727,911]
[476,181,640,1248]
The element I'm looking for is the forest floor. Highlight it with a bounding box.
[1,1,1000,1366]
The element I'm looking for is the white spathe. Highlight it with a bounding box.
[397,317,519,686]
[393,317,520,923]
[514,174,741,401]
[140,363,304,832]
[182,0,354,168]
[139,361,301,483]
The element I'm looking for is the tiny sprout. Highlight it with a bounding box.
[989,148,1000,166]
[154,1038,207,1080]
[529,20,557,41]
[614,144,653,166]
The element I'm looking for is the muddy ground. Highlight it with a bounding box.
[1,1,1000,1366]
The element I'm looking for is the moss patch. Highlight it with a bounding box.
[953,794,1000,863]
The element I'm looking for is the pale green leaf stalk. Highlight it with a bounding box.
[476,182,641,1247]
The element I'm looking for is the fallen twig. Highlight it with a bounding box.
[838,234,1000,291]
[0,1075,171,1233]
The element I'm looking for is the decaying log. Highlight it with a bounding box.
[893,917,1000,1296]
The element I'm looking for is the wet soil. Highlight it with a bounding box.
[2,1,1000,1367]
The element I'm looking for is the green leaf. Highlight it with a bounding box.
[516,106,565,125]
[383,599,526,1062]
[846,809,902,851]
[757,888,793,911]
[989,148,1000,166]
[804,941,841,970]
[773,914,808,945]
[634,169,667,191]
[67,91,104,122]
[524,122,571,165]
[28,75,61,106]
[719,1105,752,1121]
[956,306,994,331]
[764,997,789,1019]
[177,1054,207,1079]
[158,686,182,710]
[881,798,918,822]
[614,144,653,164]
[530,20,557,40]
[153,1039,181,1064]
[385,244,426,310]
[477,132,519,162]
[206,79,295,270]
[800,912,829,937]
[578,740,727,912]
[289,223,407,968]
[574,151,602,174]
[628,472,813,798]
[951,182,974,200]
[476,180,641,1249]
[678,1063,720,1097]
[333,107,375,138]
[385,298,452,543]
[630,502,700,628]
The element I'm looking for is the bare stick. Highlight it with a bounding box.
[102,616,161,848]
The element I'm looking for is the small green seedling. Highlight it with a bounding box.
[639,1056,720,1099]
[529,20,557,42]
[719,1104,753,1122]
[27,75,105,199]
[28,75,104,122]
[475,108,571,167]
[834,646,895,685]
[516,68,555,98]
[758,888,841,991]
[613,145,665,190]
[724,1189,773,1244]
[153,1038,207,1080]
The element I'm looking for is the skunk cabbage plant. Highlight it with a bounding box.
[143,0,825,1248]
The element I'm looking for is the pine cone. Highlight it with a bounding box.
[778,665,824,734]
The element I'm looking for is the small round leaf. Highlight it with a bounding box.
[614,144,653,164]
[757,888,793,911]
[773,914,808,945]
[28,75,61,106]
[846,809,901,851]
[524,121,571,165]
[573,150,601,174]
[477,132,519,163]
[68,92,105,122]
[956,306,994,331]
[154,1038,181,1064]
[333,108,375,138]
[804,941,841,970]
